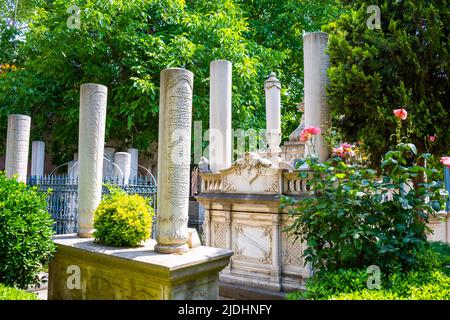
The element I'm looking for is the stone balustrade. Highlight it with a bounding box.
[201,169,313,196]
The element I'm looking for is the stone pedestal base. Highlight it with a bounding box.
[48,234,232,300]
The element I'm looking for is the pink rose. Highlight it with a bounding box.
[440,157,450,168]
[303,127,321,135]
[429,135,436,142]
[341,142,352,149]
[300,131,312,143]
[393,108,408,120]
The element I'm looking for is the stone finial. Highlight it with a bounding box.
[264,72,281,89]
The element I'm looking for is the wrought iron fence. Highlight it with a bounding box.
[28,175,157,235]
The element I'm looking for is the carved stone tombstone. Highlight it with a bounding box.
[304,32,330,161]
[155,68,194,254]
[113,152,131,186]
[77,83,108,238]
[31,140,45,177]
[127,148,139,180]
[209,60,232,172]
[5,114,31,183]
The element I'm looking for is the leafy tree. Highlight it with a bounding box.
[0,0,283,163]
[324,0,449,165]
[238,0,345,139]
[0,0,346,165]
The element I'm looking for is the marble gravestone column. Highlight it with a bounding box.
[68,153,79,180]
[31,141,45,177]
[155,68,193,254]
[127,148,139,181]
[5,114,31,183]
[113,152,131,186]
[209,60,232,172]
[77,83,108,238]
[304,32,330,162]
[264,72,282,155]
[103,147,115,179]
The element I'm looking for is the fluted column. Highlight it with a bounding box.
[5,114,31,183]
[209,60,232,172]
[31,141,45,177]
[264,73,282,154]
[77,83,108,238]
[304,32,330,162]
[155,68,193,254]
[113,152,131,186]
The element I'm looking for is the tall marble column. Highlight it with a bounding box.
[264,72,282,154]
[155,68,193,254]
[31,141,45,177]
[103,147,115,179]
[5,114,31,183]
[127,148,139,180]
[77,83,108,238]
[304,32,330,162]
[209,60,232,172]
[113,152,131,186]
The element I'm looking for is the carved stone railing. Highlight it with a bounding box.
[201,173,222,193]
[200,170,313,196]
[282,171,312,195]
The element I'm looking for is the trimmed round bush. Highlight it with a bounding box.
[0,172,55,289]
[93,187,154,247]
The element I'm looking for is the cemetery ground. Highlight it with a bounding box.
[1,0,449,302]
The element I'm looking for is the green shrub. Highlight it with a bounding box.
[0,284,38,300]
[289,243,450,300]
[324,0,449,165]
[290,267,450,300]
[429,241,450,267]
[282,143,447,273]
[0,172,56,289]
[93,186,154,247]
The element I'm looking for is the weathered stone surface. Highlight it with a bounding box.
[127,148,139,179]
[209,60,232,172]
[48,234,232,300]
[202,152,284,195]
[31,141,45,177]
[102,147,115,179]
[197,195,307,292]
[264,73,281,155]
[304,32,330,162]
[113,152,131,185]
[187,228,201,248]
[155,68,193,254]
[5,114,31,183]
[77,83,107,238]
[427,211,449,243]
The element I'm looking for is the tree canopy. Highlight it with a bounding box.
[324,0,449,165]
[0,0,342,164]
